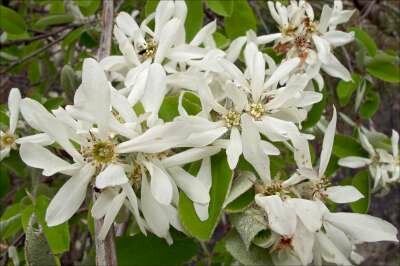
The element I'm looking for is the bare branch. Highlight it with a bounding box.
[94,1,117,266]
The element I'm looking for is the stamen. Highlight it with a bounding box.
[223,110,241,128]
[249,103,265,120]
[1,132,16,147]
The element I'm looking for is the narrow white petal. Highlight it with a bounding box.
[161,146,219,168]
[8,88,21,133]
[224,171,255,207]
[121,183,147,234]
[325,212,399,243]
[287,198,322,232]
[91,189,117,219]
[338,156,371,168]
[98,192,126,240]
[141,177,170,238]
[226,127,242,169]
[46,164,95,226]
[168,167,210,204]
[264,58,300,88]
[154,18,180,64]
[15,133,53,146]
[319,107,337,177]
[146,162,173,205]
[321,54,351,81]
[95,164,129,189]
[20,143,72,176]
[326,185,364,203]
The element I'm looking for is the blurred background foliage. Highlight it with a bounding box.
[0,0,399,265]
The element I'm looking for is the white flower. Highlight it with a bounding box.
[1,88,21,160]
[256,0,354,85]
[339,130,400,191]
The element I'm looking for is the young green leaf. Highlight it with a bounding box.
[350,170,371,214]
[225,0,256,39]
[350,27,378,57]
[186,0,204,41]
[333,134,368,158]
[0,6,27,34]
[34,14,74,29]
[336,74,361,107]
[206,0,234,17]
[367,57,400,83]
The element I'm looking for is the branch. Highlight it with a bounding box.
[94,1,116,266]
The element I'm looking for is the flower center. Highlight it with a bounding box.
[311,176,331,200]
[223,110,241,128]
[82,138,116,166]
[1,132,16,147]
[138,38,158,61]
[249,103,265,120]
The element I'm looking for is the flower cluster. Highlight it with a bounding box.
[1,0,398,265]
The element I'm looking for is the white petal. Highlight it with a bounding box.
[292,221,315,265]
[113,26,139,65]
[264,58,300,88]
[95,164,129,189]
[0,147,10,161]
[257,33,282,44]
[338,156,371,168]
[287,198,322,232]
[319,107,336,177]
[141,63,166,125]
[145,162,173,205]
[141,177,170,238]
[161,146,220,168]
[194,203,209,222]
[190,20,216,46]
[98,192,125,240]
[312,35,331,64]
[241,114,270,183]
[15,133,53,146]
[315,232,352,265]
[321,54,351,81]
[168,167,210,204]
[46,164,95,226]
[91,189,117,219]
[255,195,296,236]
[226,127,242,169]
[20,143,72,176]
[8,88,21,133]
[326,185,364,203]
[154,18,180,64]
[323,31,354,47]
[325,212,399,243]
[121,183,147,234]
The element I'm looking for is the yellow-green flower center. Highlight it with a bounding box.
[249,103,265,120]
[1,132,16,147]
[223,110,241,128]
[91,141,115,164]
[138,39,158,61]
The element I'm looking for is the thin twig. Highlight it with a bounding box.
[0,33,67,75]
[0,26,70,49]
[94,1,116,266]
[249,0,269,34]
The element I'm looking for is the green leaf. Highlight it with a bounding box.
[213,32,230,49]
[0,203,22,240]
[333,134,368,158]
[225,189,254,213]
[0,6,27,34]
[225,0,256,39]
[179,152,233,240]
[75,0,100,16]
[24,215,57,266]
[159,92,201,122]
[28,61,41,84]
[206,0,234,17]
[359,89,380,119]
[144,0,159,16]
[367,57,400,83]
[186,0,204,41]
[230,209,267,250]
[336,74,361,107]
[116,234,198,266]
[62,26,87,47]
[35,196,70,254]
[350,27,377,57]
[350,170,371,214]
[44,97,64,111]
[34,14,74,29]
[225,230,272,265]
[1,150,28,177]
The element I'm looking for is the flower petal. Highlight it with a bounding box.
[326,185,364,203]
[95,164,129,189]
[319,107,336,177]
[338,156,371,168]
[145,162,173,205]
[226,127,242,169]
[8,88,21,133]
[46,164,95,226]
